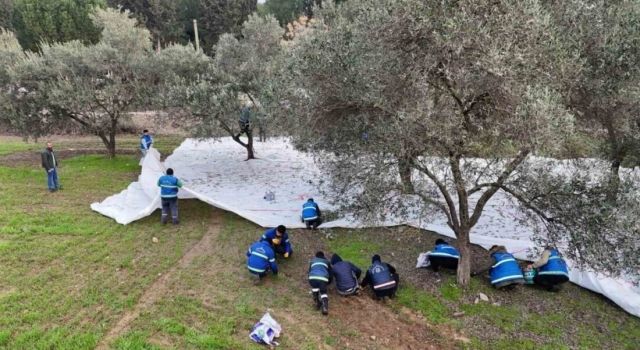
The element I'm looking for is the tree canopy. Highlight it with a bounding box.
[10,0,106,52]
[270,0,639,285]
[2,8,162,156]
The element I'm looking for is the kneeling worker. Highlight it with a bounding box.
[488,245,525,289]
[528,246,569,291]
[331,253,362,296]
[361,254,399,300]
[247,240,278,283]
[428,238,460,272]
[301,198,322,230]
[308,251,332,315]
[261,225,292,258]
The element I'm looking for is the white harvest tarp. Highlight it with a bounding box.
[91,138,640,318]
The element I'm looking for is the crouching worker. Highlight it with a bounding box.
[247,240,278,283]
[528,246,569,291]
[308,251,332,315]
[261,225,292,258]
[361,255,399,300]
[301,198,322,230]
[428,239,460,272]
[489,245,525,289]
[331,253,361,296]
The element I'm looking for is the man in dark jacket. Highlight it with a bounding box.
[361,254,399,300]
[308,251,332,315]
[41,142,60,192]
[330,253,361,296]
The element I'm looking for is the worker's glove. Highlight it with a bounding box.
[271,238,281,245]
[284,252,290,258]
[48,168,54,173]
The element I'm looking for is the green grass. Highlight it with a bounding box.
[0,134,185,158]
[326,232,382,268]
[0,153,209,349]
[0,139,639,349]
[396,285,449,324]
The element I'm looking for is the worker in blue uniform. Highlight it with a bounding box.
[527,246,570,291]
[308,251,332,315]
[361,254,399,300]
[301,198,322,230]
[260,225,292,258]
[428,238,460,272]
[247,240,278,283]
[157,168,183,224]
[488,245,525,289]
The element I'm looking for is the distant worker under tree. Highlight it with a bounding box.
[140,129,153,158]
[237,105,252,139]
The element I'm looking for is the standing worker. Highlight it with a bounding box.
[301,198,322,230]
[488,245,525,289]
[427,238,460,272]
[247,240,278,284]
[140,129,153,158]
[331,253,361,296]
[41,142,60,192]
[308,251,332,315]
[361,254,399,300]
[260,225,292,258]
[527,246,570,291]
[157,168,183,225]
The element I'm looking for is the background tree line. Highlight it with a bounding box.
[0,0,258,54]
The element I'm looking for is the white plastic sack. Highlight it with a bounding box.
[416,252,431,268]
[250,312,281,346]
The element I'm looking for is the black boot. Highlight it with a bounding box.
[321,297,329,315]
[312,291,321,309]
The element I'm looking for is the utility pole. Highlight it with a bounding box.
[193,19,200,52]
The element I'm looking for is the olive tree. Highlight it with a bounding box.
[277,0,576,286]
[3,8,153,157]
[547,0,640,199]
[162,14,284,160]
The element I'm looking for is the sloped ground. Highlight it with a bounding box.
[0,139,638,349]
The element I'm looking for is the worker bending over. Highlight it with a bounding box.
[361,254,399,300]
[246,240,278,283]
[261,225,292,258]
[488,245,525,289]
[331,253,361,296]
[308,251,332,315]
[528,246,570,291]
[428,238,460,272]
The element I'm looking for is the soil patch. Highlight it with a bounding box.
[96,209,222,349]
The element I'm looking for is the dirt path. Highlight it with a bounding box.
[96,209,222,349]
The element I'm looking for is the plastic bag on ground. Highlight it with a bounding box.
[416,252,432,268]
[250,312,281,346]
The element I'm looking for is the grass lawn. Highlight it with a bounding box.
[0,138,638,349]
[0,134,186,159]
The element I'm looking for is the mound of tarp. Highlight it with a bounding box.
[91,137,640,318]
